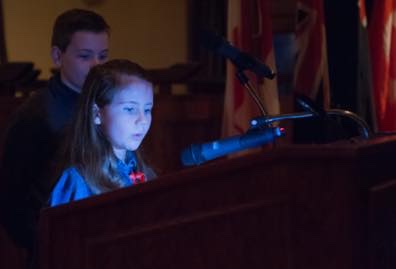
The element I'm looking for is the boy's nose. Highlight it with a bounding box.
[91,58,100,67]
[90,57,105,67]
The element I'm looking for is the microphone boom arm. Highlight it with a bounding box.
[250,109,372,139]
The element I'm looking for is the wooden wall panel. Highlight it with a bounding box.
[142,93,224,174]
[84,199,291,269]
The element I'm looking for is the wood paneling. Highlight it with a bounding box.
[142,92,223,174]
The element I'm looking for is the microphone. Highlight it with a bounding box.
[200,30,275,79]
[181,127,283,166]
[295,94,326,117]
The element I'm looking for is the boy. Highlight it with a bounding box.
[0,8,110,256]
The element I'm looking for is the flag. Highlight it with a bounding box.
[293,0,330,109]
[369,0,396,132]
[222,0,279,138]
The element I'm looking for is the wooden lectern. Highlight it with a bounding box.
[38,136,396,269]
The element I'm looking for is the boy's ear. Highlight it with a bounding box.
[51,46,62,67]
[93,103,101,125]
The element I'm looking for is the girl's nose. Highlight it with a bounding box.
[137,111,150,124]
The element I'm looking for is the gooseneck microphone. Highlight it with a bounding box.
[200,30,275,79]
[181,127,283,166]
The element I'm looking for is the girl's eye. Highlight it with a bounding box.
[144,108,152,114]
[124,107,136,113]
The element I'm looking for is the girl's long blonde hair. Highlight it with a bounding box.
[67,59,152,194]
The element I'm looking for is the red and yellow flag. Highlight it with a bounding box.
[222,0,279,137]
[293,0,330,109]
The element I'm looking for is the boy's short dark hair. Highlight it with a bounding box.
[51,9,110,52]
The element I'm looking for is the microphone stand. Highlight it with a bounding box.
[236,69,270,122]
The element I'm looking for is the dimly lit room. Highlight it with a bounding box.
[0,0,394,268]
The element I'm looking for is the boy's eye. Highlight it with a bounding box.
[98,53,108,62]
[79,54,91,60]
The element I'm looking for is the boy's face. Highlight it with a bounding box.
[52,31,109,92]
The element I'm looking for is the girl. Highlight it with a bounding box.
[49,59,156,206]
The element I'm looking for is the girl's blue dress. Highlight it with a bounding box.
[49,153,137,207]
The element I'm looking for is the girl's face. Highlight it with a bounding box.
[97,77,153,161]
